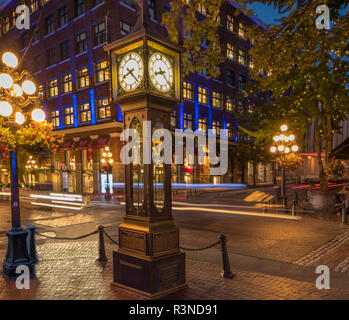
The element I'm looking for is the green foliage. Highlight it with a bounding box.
[236,0,348,192]
[162,0,225,78]
[325,160,345,178]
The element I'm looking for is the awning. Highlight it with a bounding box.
[331,137,349,160]
[75,137,91,150]
[92,135,111,149]
[59,140,74,151]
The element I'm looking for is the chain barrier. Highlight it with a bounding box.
[32,227,235,280]
[180,240,221,251]
[35,230,98,240]
[102,229,119,246]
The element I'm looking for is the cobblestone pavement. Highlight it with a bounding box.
[1,240,349,300]
[294,230,349,274]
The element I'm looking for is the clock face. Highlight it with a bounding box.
[118,52,144,92]
[148,53,174,93]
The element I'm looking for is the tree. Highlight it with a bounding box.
[0,121,63,183]
[238,0,349,193]
[162,0,225,78]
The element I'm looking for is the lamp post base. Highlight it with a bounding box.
[3,227,36,280]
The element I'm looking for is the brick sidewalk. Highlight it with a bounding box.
[1,240,349,300]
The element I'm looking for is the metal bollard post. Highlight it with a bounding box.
[342,203,347,225]
[27,226,38,264]
[97,226,108,262]
[292,200,296,216]
[219,234,235,279]
[263,203,267,213]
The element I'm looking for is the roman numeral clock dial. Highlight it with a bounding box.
[148,53,174,93]
[118,52,144,92]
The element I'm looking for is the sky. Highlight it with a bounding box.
[247,2,349,26]
[247,3,286,25]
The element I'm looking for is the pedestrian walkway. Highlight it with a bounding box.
[1,239,348,300]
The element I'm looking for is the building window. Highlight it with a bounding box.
[212,92,223,109]
[64,107,74,126]
[95,59,110,83]
[48,79,59,98]
[46,47,56,66]
[94,22,106,46]
[29,0,39,13]
[227,14,234,32]
[3,16,10,34]
[171,109,177,128]
[38,85,44,99]
[76,31,87,54]
[226,70,235,87]
[97,98,111,119]
[21,32,28,49]
[249,55,254,69]
[77,67,89,89]
[227,43,235,60]
[197,3,206,15]
[79,102,91,124]
[226,122,233,139]
[226,96,234,112]
[238,75,245,91]
[198,86,209,105]
[212,120,221,136]
[238,22,247,39]
[60,40,70,61]
[198,117,207,133]
[120,20,132,37]
[148,0,156,20]
[33,29,40,42]
[183,113,193,130]
[238,48,247,66]
[50,110,60,128]
[75,0,85,17]
[58,6,68,28]
[183,81,194,100]
[62,73,72,94]
[33,55,41,73]
[46,15,54,35]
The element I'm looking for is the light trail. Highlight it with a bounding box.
[30,202,83,210]
[172,206,301,220]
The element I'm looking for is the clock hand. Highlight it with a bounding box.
[123,67,135,80]
[127,68,140,84]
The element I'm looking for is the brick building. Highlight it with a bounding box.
[0,0,272,194]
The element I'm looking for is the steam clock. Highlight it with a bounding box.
[105,1,186,298]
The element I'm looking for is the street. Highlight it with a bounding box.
[0,185,348,300]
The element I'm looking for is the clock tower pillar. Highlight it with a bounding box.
[104,0,186,298]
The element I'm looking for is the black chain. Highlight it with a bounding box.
[35,230,98,240]
[35,228,220,252]
[102,229,119,246]
[180,240,221,251]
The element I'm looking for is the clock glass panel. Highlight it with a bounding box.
[148,53,174,93]
[118,52,144,92]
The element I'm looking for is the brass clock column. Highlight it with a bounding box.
[104,1,186,299]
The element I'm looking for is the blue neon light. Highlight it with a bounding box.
[72,94,78,127]
[89,89,97,125]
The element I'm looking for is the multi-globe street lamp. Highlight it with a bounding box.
[270,125,299,205]
[101,146,114,200]
[0,52,46,279]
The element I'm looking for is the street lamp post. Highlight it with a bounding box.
[270,125,299,206]
[101,146,113,200]
[0,52,46,279]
